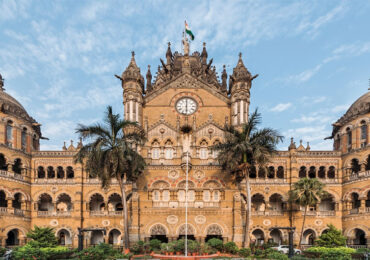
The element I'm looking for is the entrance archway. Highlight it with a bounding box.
[57,229,72,245]
[90,230,104,245]
[269,229,282,245]
[302,229,316,245]
[354,229,367,245]
[252,229,265,245]
[108,229,121,245]
[150,224,168,243]
[205,224,223,242]
[6,229,19,246]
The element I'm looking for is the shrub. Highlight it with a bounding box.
[305,247,355,260]
[207,238,223,251]
[130,240,145,254]
[0,247,6,256]
[173,239,185,253]
[224,241,238,254]
[187,240,200,253]
[27,226,58,248]
[315,224,346,248]
[74,243,130,260]
[200,243,214,255]
[161,242,174,253]
[149,239,162,251]
[266,250,289,260]
[238,247,251,257]
[12,244,73,260]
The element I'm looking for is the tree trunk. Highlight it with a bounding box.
[298,205,307,248]
[118,177,130,249]
[244,170,251,248]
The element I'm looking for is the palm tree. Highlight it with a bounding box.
[289,178,326,248]
[74,106,146,249]
[213,109,283,247]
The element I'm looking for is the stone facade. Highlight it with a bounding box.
[0,43,369,249]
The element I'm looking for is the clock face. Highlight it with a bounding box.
[176,97,197,115]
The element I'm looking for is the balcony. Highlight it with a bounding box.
[14,209,24,216]
[37,211,53,216]
[56,211,71,217]
[350,208,359,214]
[249,178,287,184]
[317,210,335,216]
[345,170,370,183]
[34,178,75,184]
[108,211,123,216]
[0,207,7,214]
[89,210,122,216]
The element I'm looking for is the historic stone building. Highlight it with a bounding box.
[0,40,369,249]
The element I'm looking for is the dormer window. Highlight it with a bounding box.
[21,128,27,150]
[6,121,13,147]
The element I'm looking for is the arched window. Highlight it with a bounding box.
[66,166,74,178]
[351,193,361,209]
[203,190,211,202]
[152,190,160,201]
[347,127,352,149]
[177,190,185,202]
[258,167,266,178]
[308,166,316,178]
[299,166,307,178]
[187,190,195,201]
[199,140,208,159]
[267,166,275,179]
[366,191,370,208]
[327,166,335,179]
[89,193,104,211]
[162,190,170,201]
[151,140,160,159]
[212,190,220,202]
[277,166,284,179]
[249,166,257,178]
[164,140,174,159]
[6,121,13,147]
[56,167,64,179]
[37,166,45,178]
[56,193,72,212]
[212,140,220,158]
[32,135,38,150]
[0,154,8,171]
[0,190,7,207]
[21,128,27,150]
[351,159,361,174]
[38,193,53,211]
[318,166,326,178]
[12,159,22,174]
[108,193,122,211]
[365,155,370,171]
[360,121,367,147]
[252,193,265,212]
[12,193,22,209]
[47,166,55,178]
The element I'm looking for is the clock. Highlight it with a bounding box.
[176,97,197,115]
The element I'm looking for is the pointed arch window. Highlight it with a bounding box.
[151,140,160,159]
[164,140,174,159]
[21,128,27,150]
[199,140,208,159]
[360,121,367,147]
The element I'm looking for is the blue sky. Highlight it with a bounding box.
[1,0,370,150]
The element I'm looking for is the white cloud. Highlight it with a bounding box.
[292,115,332,124]
[331,104,349,113]
[285,64,322,83]
[270,103,292,112]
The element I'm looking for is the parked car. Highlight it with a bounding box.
[271,245,301,254]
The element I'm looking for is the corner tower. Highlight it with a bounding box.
[121,52,144,125]
[229,53,258,126]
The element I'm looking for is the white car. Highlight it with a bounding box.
[271,245,301,254]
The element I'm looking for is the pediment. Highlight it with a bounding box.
[145,73,229,104]
[194,121,224,140]
[147,121,178,142]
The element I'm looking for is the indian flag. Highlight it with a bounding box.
[185,21,195,40]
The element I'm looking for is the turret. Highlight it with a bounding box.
[201,42,208,65]
[146,65,152,93]
[121,51,144,125]
[229,53,258,126]
[166,42,172,65]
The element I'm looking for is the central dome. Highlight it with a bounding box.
[335,91,370,126]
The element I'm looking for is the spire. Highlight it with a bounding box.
[288,137,296,150]
[306,142,311,151]
[297,139,305,151]
[221,65,227,92]
[77,137,83,149]
[121,51,144,88]
[0,74,4,91]
[146,65,152,92]
[166,42,172,64]
[201,42,208,64]
[231,52,252,83]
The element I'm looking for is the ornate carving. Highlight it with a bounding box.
[178,224,195,235]
[167,215,178,225]
[195,215,206,224]
[193,170,205,180]
[168,170,179,179]
[263,219,271,226]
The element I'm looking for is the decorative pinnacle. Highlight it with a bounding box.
[168,42,171,47]
[239,52,242,58]
[203,42,206,47]
[131,51,135,57]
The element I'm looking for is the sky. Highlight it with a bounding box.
[1,0,370,151]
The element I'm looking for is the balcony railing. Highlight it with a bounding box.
[347,245,369,249]
[34,178,75,184]
[89,210,106,216]
[366,207,370,212]
[317,210,335,216]
[350,208,359,214]
[108,211,123,216]
[37,211,53,216]
[249,178,287,184]
[302,210,317,216]
[0,207,7,214]
[346,170,370,182]
[14,209,24,216]
[56,211,71,216]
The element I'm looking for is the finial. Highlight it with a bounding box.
[131,51,135,57]
[300,139,302,145]
[62,141,67,151]
[168,42,171,47]
[239,52,242,58]
[306,142,311,151]
[203,42,206,47]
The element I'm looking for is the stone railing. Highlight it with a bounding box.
[366,207,370,212]
[34,178,75,184]
[0,207,7,214]
[89,210,106,216]
[0,170,25,181]
[37,211,53,216]
[350,208,359,214]
[302,210,317,216]
[347,245,369,249]
[56,211,71,216]
[203,202,220,208]
[321,179,339,184]
[108,211,123,216]
[249,178,287,184]
[251,211,284,216]
[345,170,370,182]
[14,209,24,216]
[317,210,335,216]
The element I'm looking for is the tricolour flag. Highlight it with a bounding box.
[185,21,195,41]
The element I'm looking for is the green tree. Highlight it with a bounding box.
[289,178,327,248]
[213,109,283,247]
[74,106,146,249]
[315,224,346,247]
[26,226,58,248]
